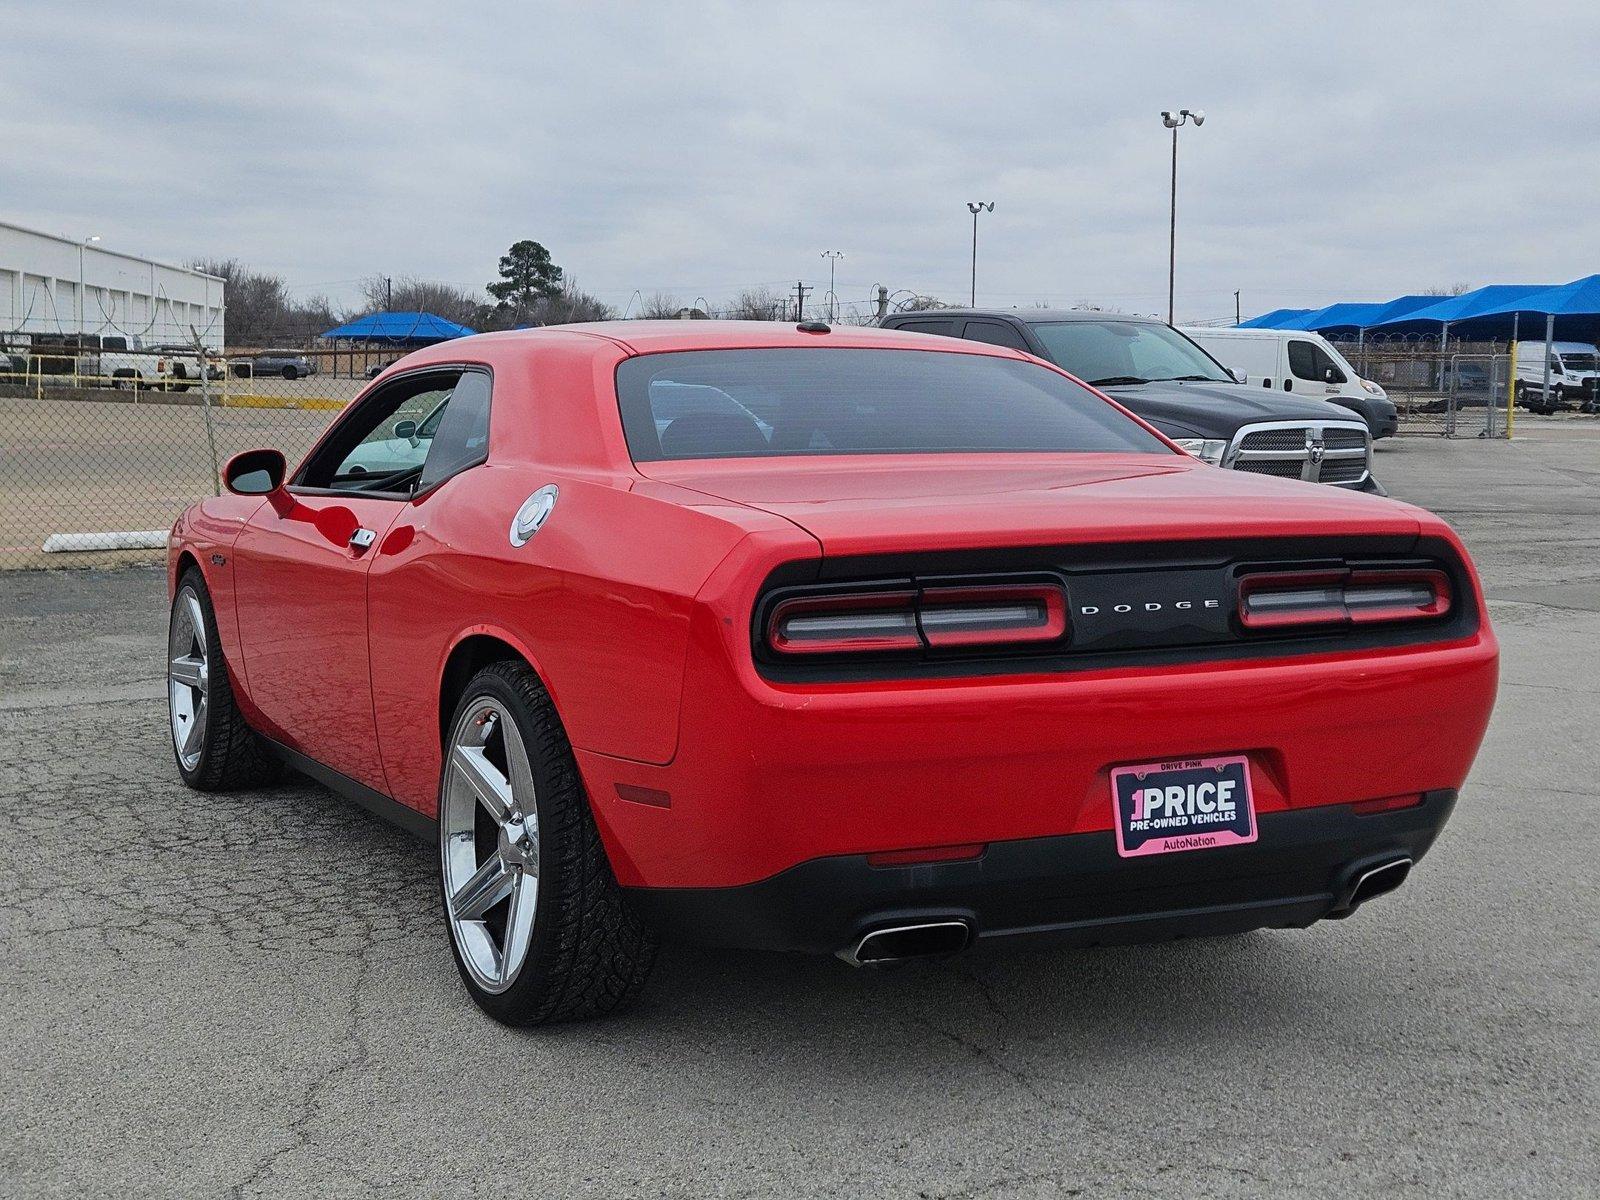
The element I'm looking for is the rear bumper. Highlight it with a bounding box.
[624,789,1457,955]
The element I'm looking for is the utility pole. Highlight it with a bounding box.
[384,275,393,311]
[1161,109,1205,325]
[966,202,994,307]
[794,281,812,322]
[820,251,844,320]
[1234,290,1241,325]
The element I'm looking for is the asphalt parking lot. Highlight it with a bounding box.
[2,428,1597,1198]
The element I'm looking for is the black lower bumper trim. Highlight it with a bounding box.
[624,790,1457,955]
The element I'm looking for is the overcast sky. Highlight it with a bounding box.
[4,0,1597,323]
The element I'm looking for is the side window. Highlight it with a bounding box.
[298,370,465,493]
[961,320,1031,352]
[1288,341,1319,381]
[417,371,492,492]
[892,319,959,336]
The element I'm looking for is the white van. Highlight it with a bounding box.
[1513,340,1598,412]
[1181,326,1398,438]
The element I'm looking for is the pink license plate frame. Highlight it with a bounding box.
[1110,754,1258,858]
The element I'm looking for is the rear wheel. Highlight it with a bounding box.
[438,660,656,1025]
[282,365,298,380]
[168,570,283,791]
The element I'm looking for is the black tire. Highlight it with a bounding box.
[439,660,657,1025]
[168,569,284,791]
[1548,386,1563,412]
[281,365,297,380]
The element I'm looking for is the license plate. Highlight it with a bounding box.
[1111,754,1257,858]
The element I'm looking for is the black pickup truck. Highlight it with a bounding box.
[881,309,1382,493]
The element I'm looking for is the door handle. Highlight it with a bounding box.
[349,527,376,550]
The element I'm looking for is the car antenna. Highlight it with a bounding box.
[797,320,831,334]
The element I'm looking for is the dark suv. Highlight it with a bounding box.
[881,309,1381,493]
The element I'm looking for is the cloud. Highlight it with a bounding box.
[3,0,1595,323]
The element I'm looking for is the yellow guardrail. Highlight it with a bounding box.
[219,392,347,411]
[0,355,356,411]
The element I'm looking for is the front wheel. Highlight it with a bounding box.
[168,570,283,791]
[281,365,298,380]
[438,661,656,1025]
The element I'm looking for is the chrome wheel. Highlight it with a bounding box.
[168,587,209,771]
[441,697,539,994]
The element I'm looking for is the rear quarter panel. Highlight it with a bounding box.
[365,387,810,816]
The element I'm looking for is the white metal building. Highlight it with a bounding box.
[0,218,225,349]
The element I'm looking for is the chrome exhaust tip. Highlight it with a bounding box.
[1345,856,1414,911]
[839,920,972,968]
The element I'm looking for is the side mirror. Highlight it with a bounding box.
[393,419,419,446]
[223,448,286,496]
[1324,367,1341,384]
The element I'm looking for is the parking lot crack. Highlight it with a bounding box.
[226,937,377,1199]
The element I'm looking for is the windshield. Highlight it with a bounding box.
[1559,353,1597,372]
[616,348,1170,461]
[1030,321,1232,386]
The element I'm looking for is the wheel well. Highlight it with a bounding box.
[175,550,200,584]
[439,635,525,745]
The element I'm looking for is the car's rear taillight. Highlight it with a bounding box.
[767,589,921,655]
[918,583,1067,648]
[1238,568,1451,631]
[766,581,1067,656]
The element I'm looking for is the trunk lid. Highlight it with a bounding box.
[637,453,1422,558]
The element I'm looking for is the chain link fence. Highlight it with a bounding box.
[1339,342,1512,437]
[0,326,1575,571]
[0,339,358,569]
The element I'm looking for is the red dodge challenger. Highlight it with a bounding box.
[165,322,1498,1025]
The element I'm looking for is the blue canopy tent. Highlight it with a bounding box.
[1455,275,1600,405]
[1459,274,1600,334]
[1235,308,1313,329]
[1280,302,1386,335]
[1353,294,1439,330]
[1367,285,1552,342]
[322,311,476,345]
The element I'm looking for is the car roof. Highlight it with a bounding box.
[412,320,1032,358]
[885,308,1166,326]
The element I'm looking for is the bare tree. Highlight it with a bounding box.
[188,258,340,346]
[358,275,487,328]
[724,286,785,321]
[636,291,685,319]
[1423,282,1474,296]
[895,294,955,312]
[519,279,616,327]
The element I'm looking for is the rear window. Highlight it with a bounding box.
[616,348,1169,462]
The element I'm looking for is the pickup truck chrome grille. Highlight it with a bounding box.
[1226,420,1371,487]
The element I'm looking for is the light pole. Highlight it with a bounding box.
[820,251,844,320]
[966,202,993,307]
[78,235,101,336]
[1160,109,1204,325]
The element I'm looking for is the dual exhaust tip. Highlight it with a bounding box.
[1343,855,1413,911]
[838,856,1415,966]
[839,920,971,968]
